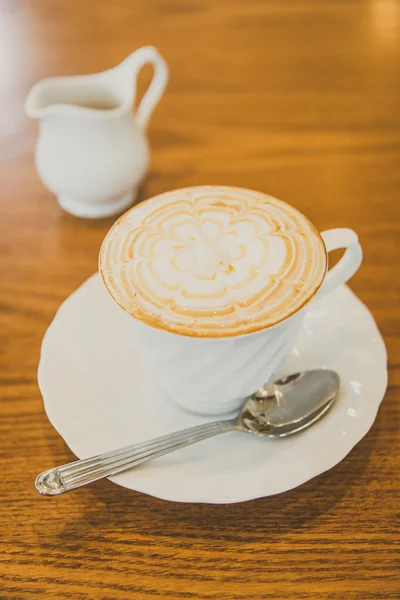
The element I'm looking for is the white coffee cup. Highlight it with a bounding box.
[122,227,361,415]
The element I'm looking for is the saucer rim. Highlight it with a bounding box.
[38,274,388,504]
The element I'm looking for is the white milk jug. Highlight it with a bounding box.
[25,47,168,218]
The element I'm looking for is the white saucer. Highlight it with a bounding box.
[38,274,387,503]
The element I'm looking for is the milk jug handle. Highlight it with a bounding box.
[127,46,168,130]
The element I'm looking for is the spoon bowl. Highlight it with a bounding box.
[238,370,340,436]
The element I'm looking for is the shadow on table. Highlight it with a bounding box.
[39,410,390,550]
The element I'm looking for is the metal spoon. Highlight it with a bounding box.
[35,369,339,496]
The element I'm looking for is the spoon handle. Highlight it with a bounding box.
[35,419,237,495]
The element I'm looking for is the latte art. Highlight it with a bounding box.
[100,186,327,337]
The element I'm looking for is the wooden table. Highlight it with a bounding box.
[1,1,399,598]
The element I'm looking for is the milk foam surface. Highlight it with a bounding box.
[99,186,327,337]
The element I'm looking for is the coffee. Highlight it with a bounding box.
[99,186,327,337]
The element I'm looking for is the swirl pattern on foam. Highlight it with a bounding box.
[99,186,327,337]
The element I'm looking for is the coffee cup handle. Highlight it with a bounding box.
[316,228,362,299]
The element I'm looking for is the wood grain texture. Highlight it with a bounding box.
[0,0,399,598]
